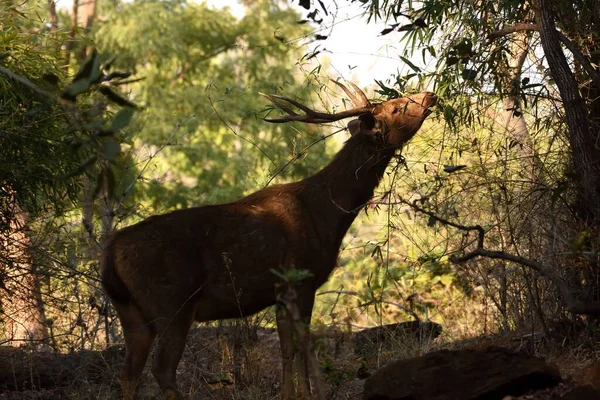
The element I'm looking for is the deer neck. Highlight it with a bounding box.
[303,133,395,222]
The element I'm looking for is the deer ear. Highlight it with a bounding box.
[347,119,361,135]
[347,114,378,137]
[359,113,376,130]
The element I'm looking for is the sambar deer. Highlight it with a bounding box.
[101,81,437,399]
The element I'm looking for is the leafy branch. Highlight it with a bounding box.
[406,199,600,316]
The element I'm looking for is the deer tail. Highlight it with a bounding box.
[101,238,131,304]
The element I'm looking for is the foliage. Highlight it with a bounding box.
[0,0,140,349]
[94,0,332,215]
[9,0,599,366]
[0,4,79,221]
[1,0,340,352]
[343,0,600,333]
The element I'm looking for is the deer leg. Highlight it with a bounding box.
[276,305,295,400]
[295,292,316,399]
[295,323,311,399]
[151,312,194,400]
[113,302,156,400]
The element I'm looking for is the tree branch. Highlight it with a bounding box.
[407,201,600,316]
[0,66,75,109]
[487,23,539,40]
[450,248,600,315]
[488,23,600,91]
[408,200,485,248]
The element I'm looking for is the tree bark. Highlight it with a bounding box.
[78,0,98,59]
[498,31,537,179]
[533,0,600,223]
[65,0,79,68]
[0,188,49,348]
[47,0,58,31]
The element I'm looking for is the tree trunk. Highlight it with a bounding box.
[499,31,537,179]
[0,188,49,348]
[533,0,600,224]
[65,0,79,68]
[47,0,58,31]
[78,0,97,59]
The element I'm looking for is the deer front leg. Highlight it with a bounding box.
[294,294,314,399]
[295,323,311,399]
[294,290,326,400]
[276,305,295,400]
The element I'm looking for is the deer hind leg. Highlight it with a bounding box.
[151,310,194,400]
[113,301,156,400]
[276,306,295,400]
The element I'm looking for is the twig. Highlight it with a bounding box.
[208,95,275,167]
[408,199,485,248]
[112,115,194,218]
[266,128,344,186]
[0,66,75,109]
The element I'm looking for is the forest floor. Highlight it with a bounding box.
[1,323,599,399]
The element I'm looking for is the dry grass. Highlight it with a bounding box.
[1,318,599,399]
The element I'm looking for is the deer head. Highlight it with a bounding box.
[262,81,437,148]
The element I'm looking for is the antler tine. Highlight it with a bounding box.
[260,92,373,124]
[347,81,371,107]
[331,80,371,108]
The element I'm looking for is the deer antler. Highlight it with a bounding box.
[330,80,370,108]
[261,81,374,124]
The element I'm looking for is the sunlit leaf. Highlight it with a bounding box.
[399,55,421,72]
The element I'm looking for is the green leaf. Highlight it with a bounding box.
[440,273,454,286]
[74,49,100,82]
[270,269,287,281]
[399,55,421,73]
[446,56,459,66]
[370,245,383,261]
[63,79,90,98]
[84,119,106,131]
[102,138,121,162]
[461,69,477,80]
[443,165,467,173]
[453,39,472,56]
[427,215,436,227]
[89,51,103,84]
[99,86,137,108]
[110,107,135,132]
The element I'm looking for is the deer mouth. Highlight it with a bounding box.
[423,93,438,111]
[408,92,437,117]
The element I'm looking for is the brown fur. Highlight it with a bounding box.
[101,90,437,399]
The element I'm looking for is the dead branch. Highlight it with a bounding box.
[407,201,600,316]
